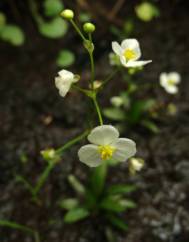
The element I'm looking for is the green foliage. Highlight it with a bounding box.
[135,2,160,22]
[44,0,64,17]
[0,12,6,28]
[107,184,136,195]
[64,207,89,223]
[39,17,68,38]
[0,24,25,46]
[103,108,125,121]
[60,167,136,232]
[56,50,75,67]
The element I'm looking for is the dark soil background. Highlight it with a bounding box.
[0,0,189,241]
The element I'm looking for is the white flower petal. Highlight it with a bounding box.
[160,73,168,87]
[125,60,152,68]
[58,69,74,80]
[121,39,139,49]
[120,55,127,66]
[168,72,181,84]
[112,138,136,162]
[78,144,101,167]
[165,85,178,94]
[112,41,122,56]
[121,39,141,60]
[88,125,119,145]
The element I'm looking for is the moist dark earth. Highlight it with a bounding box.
[0,1,189,242]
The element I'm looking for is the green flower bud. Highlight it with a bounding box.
[60,9,74,20]
[83,22,95,33]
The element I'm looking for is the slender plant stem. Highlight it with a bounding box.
[56,130,89,155]
[93,96,103,125]
[101,68,119,88]
[33,130,89,196]
[70,19,86,41]
[33,161,55,196]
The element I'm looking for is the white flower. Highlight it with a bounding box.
[55,69,79,97]
[129,157,144,175]
[78,125,136,167]
[160,72,181,94]
[110,96,123,107]
[112,38,152,68]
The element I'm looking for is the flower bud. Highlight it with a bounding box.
[60,9,74,20]
[129,157,144,175]
[41,148,56,161]
[83,22,95,33]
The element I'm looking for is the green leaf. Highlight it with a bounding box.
[142,99,156,111]
[119,199,137,209]
[90,162,107,197]
[141,119,159,133]
[39,17,68,38]
[0,220,34,234]
[56,50,75,67]
[0,24,25,46]
[64,207,89,223]
[107,214,128,231]
[79,12,91,22]
[68,175,86,195]
[44,0,64,16]
[107,184,136,195]
[103,108,125,121]
[100,196,127,212]
[0,12,6,28]
[59,198,79,210]
[135,2,160,22]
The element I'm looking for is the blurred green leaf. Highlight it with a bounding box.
[64,207,89,223]
[0,12,6,28]
[107,214,128,231]
[44,0,64,16]
[90,163,107,197]
[68,175,86,195]
[141,119,159,133]
[39,17,68,38]
[79,12,91,22]
[0,24,25,46]
[119,199,137,209]
[142,99,156,111]
[135,2,160,22]
[107,184,136,195]
[56,50,75,67]
[59,198,79,210]
[100,196,127,212]
[103,108,125,121]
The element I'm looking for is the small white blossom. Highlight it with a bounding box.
[110,96,123,107]
[78,125,136,167]
[129,157,144,175]
[160,72,181,94]
[55,69,79,97]
[112,38,152,68]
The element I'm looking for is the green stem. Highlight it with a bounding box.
[28,0,43,25]
[70,19,86,41]
[56,129,89,155]
[101,68,119,88]
[88,34,95,89]
[33,161,55,196]
[93,96,103,125]
[33,130,89,197]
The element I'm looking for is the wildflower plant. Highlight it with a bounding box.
[13,8,149,239]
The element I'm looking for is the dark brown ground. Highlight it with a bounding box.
[0,1,189,242]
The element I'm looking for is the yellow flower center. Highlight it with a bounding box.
[123,49,136,61]
[98,145,115,160]
[167,79,175,86]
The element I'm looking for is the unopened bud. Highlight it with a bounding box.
[83,22,95,33]
[60,9,74,20]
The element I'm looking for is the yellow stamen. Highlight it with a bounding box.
[167,79,175,86]
[123,49,136,61]
[98,145,115,160]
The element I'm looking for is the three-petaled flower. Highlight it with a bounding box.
[112,38,152,68]
[78,125,136,167]
[160,72,181,94]
[55,69,79,97]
